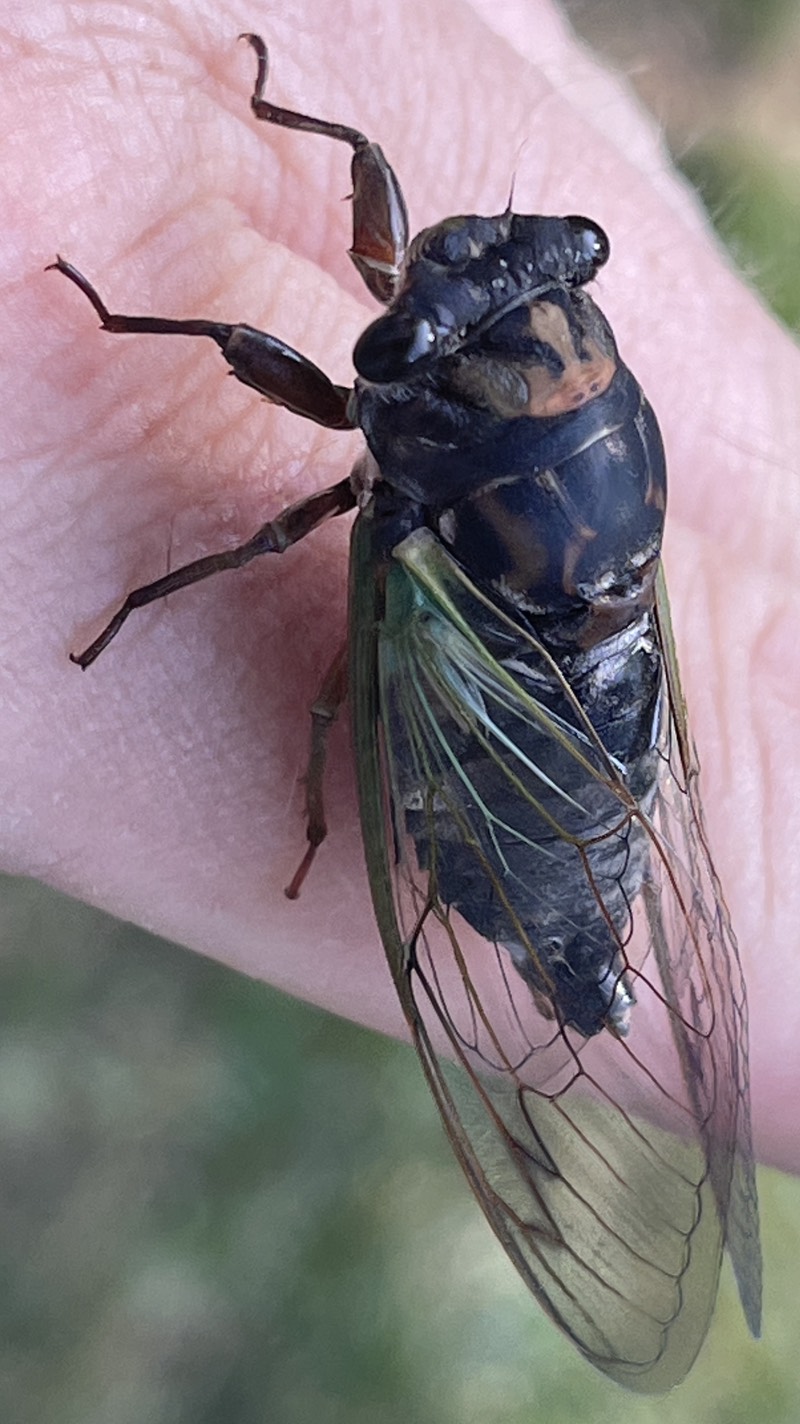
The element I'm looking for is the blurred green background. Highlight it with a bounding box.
[4,3,800,1420]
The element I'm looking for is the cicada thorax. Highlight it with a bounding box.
[354,215,669,1037]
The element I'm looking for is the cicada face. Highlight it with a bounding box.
[52,33,761,1393]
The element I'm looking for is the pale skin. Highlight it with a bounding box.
[3,0,800,1171]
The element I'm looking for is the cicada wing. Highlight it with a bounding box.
[650,567,761,1335]
[349,522,760,1391]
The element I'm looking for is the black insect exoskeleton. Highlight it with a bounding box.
[50,33,761,1391]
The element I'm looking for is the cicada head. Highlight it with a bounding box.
[353,211,611,386]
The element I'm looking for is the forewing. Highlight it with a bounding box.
[650,566,761,1335]
[349,523,760,1392]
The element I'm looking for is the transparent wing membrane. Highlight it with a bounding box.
[351,527,760,1391]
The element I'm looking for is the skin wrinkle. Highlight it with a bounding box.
[666,371,797,557]
[748,593,800,943]
[2,0,799,1176]
[756,593,800,706]
[751,699,776,929]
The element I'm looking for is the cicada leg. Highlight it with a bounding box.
[47,257,355,429]
[285,641,349,900]
[70,478,357,668]
[46,257,361,663]
[241,32,408,303]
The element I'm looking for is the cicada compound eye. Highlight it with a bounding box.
[564,216,610,283]
[354,312,437,383]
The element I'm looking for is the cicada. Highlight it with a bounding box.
[51,34,761,1391]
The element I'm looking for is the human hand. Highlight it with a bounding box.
[3,0,798,1169]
